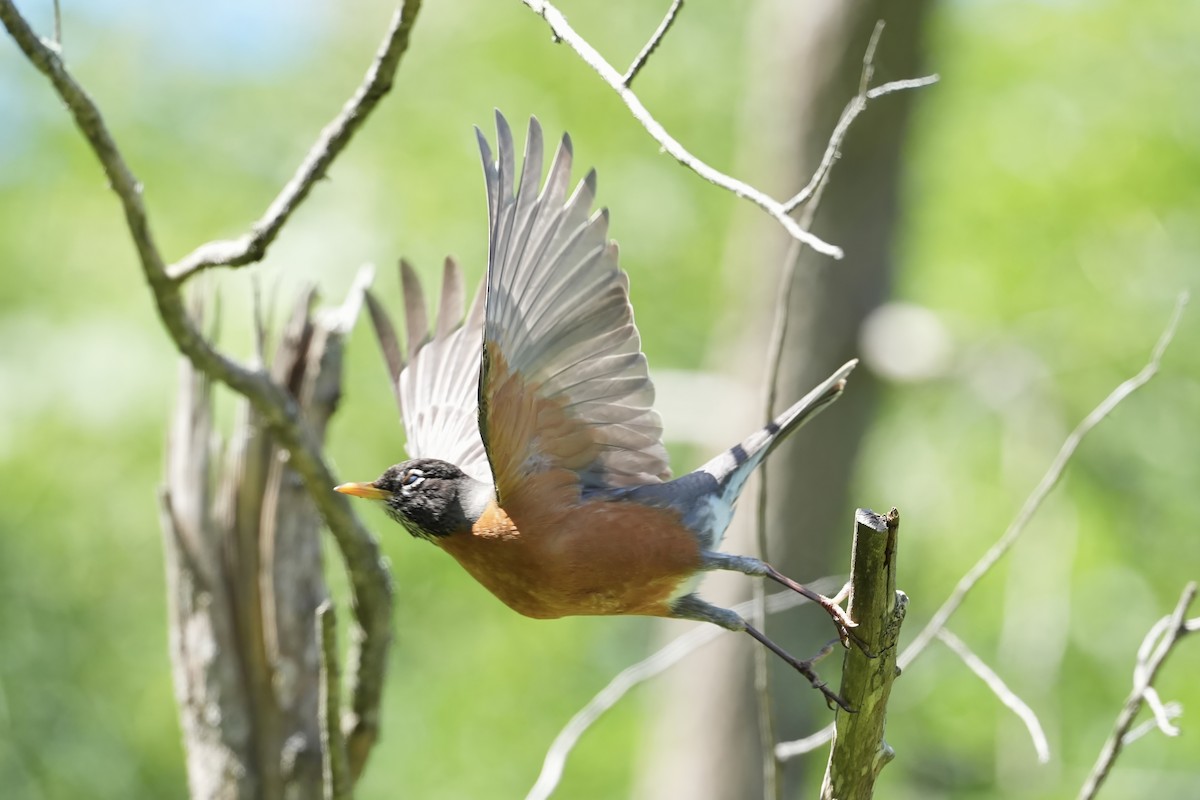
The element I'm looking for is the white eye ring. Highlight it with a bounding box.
[401,469,425,489]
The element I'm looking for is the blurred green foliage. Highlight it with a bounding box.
[1,0,1197,799]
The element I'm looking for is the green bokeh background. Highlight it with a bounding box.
[2,1,1197,798]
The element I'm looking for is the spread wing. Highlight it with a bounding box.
[365,258,493,485]
[476,112,670,507]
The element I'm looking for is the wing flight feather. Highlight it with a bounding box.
[476,112,671,504]
[365,258,491,485]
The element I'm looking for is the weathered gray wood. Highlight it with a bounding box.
[162,282,366,800]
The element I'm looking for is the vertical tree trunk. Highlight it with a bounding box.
[161,284,365,799]
[636,2,932,797]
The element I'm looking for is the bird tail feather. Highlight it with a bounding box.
[700,359,858,503]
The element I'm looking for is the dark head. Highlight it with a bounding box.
[334,458,491,541]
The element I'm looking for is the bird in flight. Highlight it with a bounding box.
[337,112,861,708]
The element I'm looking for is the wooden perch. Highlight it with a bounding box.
[820,507,906,800]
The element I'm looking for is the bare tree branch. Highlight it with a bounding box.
[1122,701,1182,746]
[621,0,684,87]
[0,1,408,780]
[522,5,936,264]
[749,24,908,796]
[520,0,845,258]
[782,22,938,213]
[866,76,940,99]
[775,727,835,762]
[1078,582,1198,800]
[526,585,839,800]
[168,1,422,282]
[776,291,1189,761]
[819,509,906,800]
[1139,686,1179,737]
[936,628,1049,764]
[899,292,1189,671]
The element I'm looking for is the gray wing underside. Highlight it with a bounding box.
[365,259,493,486]
[478,112,671,488]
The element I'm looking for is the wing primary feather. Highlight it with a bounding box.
[373,259,492,485]
[364,289,404,406]
[466,274,486,327]
[475,116,674,496]
[510,134,574,304]
[436,257,465,340]
[509,210,610,329]
[506,117,545,305]
[538,134,573,214]
[427,259,466,436]
[476,126,499,265]
[400,259,430,362]
[496,209,608,361]
[490,112,518,299]
[518,224,612,340]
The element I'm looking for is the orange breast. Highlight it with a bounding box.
[436,493,703,619]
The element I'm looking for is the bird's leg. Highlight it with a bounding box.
[669,594,853,712]
[701,551,872,656]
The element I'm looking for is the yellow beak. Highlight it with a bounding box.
[334,482,391,500]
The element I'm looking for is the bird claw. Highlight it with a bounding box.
[805,668,854,713]
[819,684,854,713]
[762,565,875,657]
[743,622,855,712]
[819,595,876,658]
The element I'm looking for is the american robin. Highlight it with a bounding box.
[337,112,861,708]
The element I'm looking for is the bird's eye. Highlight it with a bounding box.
[401,468,425,489]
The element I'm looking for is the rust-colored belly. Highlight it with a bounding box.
[437,496,702,619]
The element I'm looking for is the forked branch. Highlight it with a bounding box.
[1078,582,1199,800]
[168,2,423,281]
[0,0,421,780]
[622,0,684,87]
[775,294,1189,761]
[899,293,1188,671]
[522,0,840,257]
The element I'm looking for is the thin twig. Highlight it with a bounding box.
[521,0,843,258]
[867,76,940,100]
[318,602,352,800]
[750,24,899,793]
[0,0,406,779]
[525,586,838,800]
[778,292,1190,761]
[899,292,1189,671]
[785,20,883,212]
[750,182,835,797]
[782,23,940,214]
[1122,701,1182,746]
[1078,582,1198,800]
[51,0,60,47]
[775,727,836,761]
[937,628,1049,764]
[167,2,423,282]
[621,0,683,87]
[1140,686,1179,737]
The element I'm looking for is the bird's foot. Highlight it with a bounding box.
[824,599,876,658]
[744,623,854,712]
[764,567,876,658]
